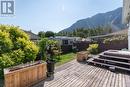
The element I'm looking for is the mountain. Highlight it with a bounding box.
[60,7,126,32]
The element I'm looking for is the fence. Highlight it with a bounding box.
[74,40,128,52]
[74,41,92,51]
[4,62,47,87]
[61,45,73,53]
[98,40,128,52]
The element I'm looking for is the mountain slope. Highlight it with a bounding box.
[60,7,126,32]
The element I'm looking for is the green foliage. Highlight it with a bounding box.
[0,54,14,78]
[9,49,25,65]
[58,26,113,38]
[103,35,127,44]
[0,30,13,54]
[55,53,76,66]
[9,26,29,41]
[39,38,48,60]
[0,25,39,77]
[45,31,54,37]
[48,39,58,45]
[23,41,39,62]
[15,38,39,62]
[87,44,99,54]
[38,38,59,60]
[38,31,45,38]
[0,54,14,68]
[16,38,28,49]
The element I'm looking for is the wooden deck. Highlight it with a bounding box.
[32,60,130,87]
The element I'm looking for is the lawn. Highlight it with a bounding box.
[55,53,76,66]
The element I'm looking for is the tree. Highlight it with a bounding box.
[38,31,45,38]
[45,31,54,37]
[77,32,85,38]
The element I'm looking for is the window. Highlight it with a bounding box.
[63,40,68,45]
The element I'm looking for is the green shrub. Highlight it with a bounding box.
[0,54,14,78]
[24,41,39,62]
[9,49,25,65]
[0,25,39,77]
[9,26,29,41]
[39,38,48,60]
[87,44,99,54]
[0,54,14,68]
[103,35,127,44]
[0,30,13,54]
[38,38,59,60]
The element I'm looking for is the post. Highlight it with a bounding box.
[128,22,130,51]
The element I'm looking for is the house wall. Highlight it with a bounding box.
[123,0,130,24]
[62,39,73,45]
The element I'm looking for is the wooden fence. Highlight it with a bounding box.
[74,40,128,53]
[4,63,47,87]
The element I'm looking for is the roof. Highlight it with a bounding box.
[54,36,81,40]
[88,29,128,39]
[24,31,40,40]
[108,29,127,35]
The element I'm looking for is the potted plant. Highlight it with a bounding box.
[46,40,59,77]
[39,38,59,77]
[46,45,55,77]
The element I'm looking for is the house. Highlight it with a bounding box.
[24,31,40,42]
[51,36,81,46]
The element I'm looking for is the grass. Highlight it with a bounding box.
[55,53,76,66]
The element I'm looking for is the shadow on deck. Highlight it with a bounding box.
[32,59,130,87]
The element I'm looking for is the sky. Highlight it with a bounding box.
[0,0,123,34]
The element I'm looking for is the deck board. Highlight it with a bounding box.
[32,60,130,87]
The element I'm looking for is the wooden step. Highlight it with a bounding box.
[94,58,130,66]
[99,54,130,61]
[87,59,130,72]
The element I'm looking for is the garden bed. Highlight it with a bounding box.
[4,61,47,87]
[5,61,43,72]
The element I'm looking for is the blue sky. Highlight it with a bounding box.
[0,0,122,34]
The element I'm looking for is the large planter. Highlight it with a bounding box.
[4,61,47,87]
[77,51,89,62]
